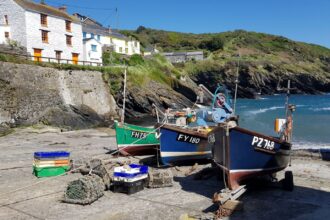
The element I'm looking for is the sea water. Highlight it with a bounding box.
[236,94,330,149]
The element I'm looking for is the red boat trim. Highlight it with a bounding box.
[228,167,286,190]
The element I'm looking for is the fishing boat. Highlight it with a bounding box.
[158,84,235,165]
[211,81,296,190]
[114,121,159,155]
[113,68,160,155]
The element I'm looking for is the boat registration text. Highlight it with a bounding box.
[176,133,201,144]
[131,131,147,139]
[251,136,275,152]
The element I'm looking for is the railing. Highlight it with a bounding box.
[0,51,103,66]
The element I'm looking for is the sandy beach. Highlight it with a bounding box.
[0,126,329,220]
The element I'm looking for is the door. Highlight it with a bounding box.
[72,53,79,65]
[34,49,42,62]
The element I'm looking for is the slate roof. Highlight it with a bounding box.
[82,24,129,40]
[13,0,79,22]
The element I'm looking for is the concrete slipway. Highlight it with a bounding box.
[0,126,329,220]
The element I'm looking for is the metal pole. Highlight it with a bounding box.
[233,55,240,114]
[121,67,127,124]
[285,80,291,118]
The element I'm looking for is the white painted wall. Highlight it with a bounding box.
[25,10,83,62]
[83,38,102,65]
[83,33,141,55]
[0,0,27,47]
[0,26,10,44]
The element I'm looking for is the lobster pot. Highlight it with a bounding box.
[63,174,105,205]
[147,169,173,188]
[33,151,70,178]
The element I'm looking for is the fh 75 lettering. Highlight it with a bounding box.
[251,136,275,152]
[131,131,147,139]
[177,133,201,144]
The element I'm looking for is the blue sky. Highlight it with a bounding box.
[39,0,330,48]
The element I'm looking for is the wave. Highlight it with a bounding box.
[246,106,284,115]
[309,107,330,112]
[293,141,330,150]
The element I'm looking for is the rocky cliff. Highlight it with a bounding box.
[0,62,118,129]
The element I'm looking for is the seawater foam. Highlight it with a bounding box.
[309,107,330,112]
[247,106,284,115]
[292,141,330,150]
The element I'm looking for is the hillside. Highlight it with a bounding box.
[122,27,330,97]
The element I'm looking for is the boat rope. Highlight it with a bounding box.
[116,119,167,153]
[0,119,167,199]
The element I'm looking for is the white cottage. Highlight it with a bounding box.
[74,13,141,56]
[0,0,83,63]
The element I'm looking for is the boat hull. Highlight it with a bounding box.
[211,125,291,190]
[159,125,212,165]
[115,121,159,156]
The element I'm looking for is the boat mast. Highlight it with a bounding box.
[285,80,291,118]
[121,66,127,124]
[233,53,240,114]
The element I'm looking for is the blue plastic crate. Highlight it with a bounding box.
[114,164,148,178]
[34,151,70,159]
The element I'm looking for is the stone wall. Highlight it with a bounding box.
[0,61,118,127]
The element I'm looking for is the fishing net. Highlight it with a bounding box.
[63,174,105,205]
[148,169,173,188]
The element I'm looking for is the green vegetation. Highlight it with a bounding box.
[121,27,330,78]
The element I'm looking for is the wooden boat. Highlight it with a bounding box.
[210,124,292,190]
[211,81,296,190]
[158,84,234,165]
[114,121,159,155]
[158,124,212,165]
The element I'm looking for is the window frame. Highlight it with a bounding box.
[91,44,97,52]
[65,20,72,32]
[55,50,62,61]
[4,32,9,39]
[4,15,9,25]
[41,30,49,43]
[40,14,48,27]
[66,35,72,46]
[91,33,95,39]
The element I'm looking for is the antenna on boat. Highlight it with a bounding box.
[121,66,127,124]
[233,53,240,114]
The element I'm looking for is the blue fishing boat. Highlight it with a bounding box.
[211,81,296,190]
[159,84,235,165]
[159,124,211,165]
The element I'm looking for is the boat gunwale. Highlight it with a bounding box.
[158,124,209,138]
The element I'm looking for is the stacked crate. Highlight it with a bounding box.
[113,164,149,194]
[33,151,70,178]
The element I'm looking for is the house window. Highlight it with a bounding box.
[66,35,72,46]
[40,14,47,27]
[125,41,128,46]
[97,35,100,41]
[65,20,71,32]
[91,33,94,39]
[91,45,97,52]
[4,32,9,39]
[125,48,128,54]
[41,30,49,43]
[119,47,123,53]
[110,38,113,43]
[4,15,9,25]
[55,51,62,61]
[83,32,87,39]
[134,41,137,47]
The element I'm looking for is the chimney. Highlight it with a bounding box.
[40,0,46,5]
[58,5,67,12]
